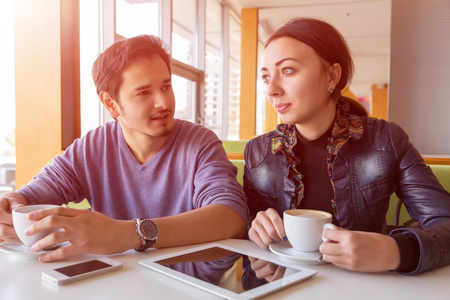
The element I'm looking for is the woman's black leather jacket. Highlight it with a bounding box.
[244,117,450,274]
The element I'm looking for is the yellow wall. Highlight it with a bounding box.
[14,0,80,188]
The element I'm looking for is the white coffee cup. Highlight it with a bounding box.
[284,209,332,252]
[12,204,60,247]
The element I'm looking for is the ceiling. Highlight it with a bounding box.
[227,0,392,98]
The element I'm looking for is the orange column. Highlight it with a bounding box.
[264,99,278,133]
[239,8,258,140]
[371,84,388,120]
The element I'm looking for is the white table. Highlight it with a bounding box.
[1,239,449,300]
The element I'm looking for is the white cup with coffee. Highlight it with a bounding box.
[12,204,60,247]
[283,209,332,252]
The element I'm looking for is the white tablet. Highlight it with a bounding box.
[139,243,317,300]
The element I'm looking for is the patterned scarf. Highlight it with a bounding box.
[271,99,363,219]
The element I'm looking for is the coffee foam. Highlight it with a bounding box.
[286,210,330,219]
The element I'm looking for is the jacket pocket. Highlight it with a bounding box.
[360,176,396,228]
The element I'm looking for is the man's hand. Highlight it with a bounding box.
[25,207,139,262]
[320,227,401,272]
[248,208,286,249]
[0,192,27,242]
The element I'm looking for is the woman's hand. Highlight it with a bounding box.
[248,256,285,282]
[320,226,401,272]
[248,208,286,249]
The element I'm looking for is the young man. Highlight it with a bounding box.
[0,35,248,262]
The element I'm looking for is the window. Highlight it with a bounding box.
[172,75,196,122]
[0,0,16,193]
[79,0,241,139]
[116,0,159,38]
[172,0,196,66]
[204,0,222,136]
[80,0,101,136]
[204,1,242,139]
[227,12,241,140]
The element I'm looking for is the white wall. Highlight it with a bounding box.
[389,0,450,155]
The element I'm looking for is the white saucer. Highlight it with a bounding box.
[269,240,324,265]
[0,239,65,259]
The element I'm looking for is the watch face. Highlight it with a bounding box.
[140,219,159,240]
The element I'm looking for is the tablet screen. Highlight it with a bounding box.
[154,246,303,294]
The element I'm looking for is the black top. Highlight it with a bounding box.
[293,124,338,224]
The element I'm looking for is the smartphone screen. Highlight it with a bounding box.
[54,260,112,277]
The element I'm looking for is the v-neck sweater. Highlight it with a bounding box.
[18,119,248,223]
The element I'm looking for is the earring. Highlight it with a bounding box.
[329,87,334,93]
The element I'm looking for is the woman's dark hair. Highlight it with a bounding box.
[266,18,354,99]
[343,96,368,117]
[92,35,171,100]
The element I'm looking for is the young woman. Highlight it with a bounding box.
[244,18,450,275]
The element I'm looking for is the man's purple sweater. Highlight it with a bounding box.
[18,120,249,224]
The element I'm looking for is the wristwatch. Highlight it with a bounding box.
[134,218,159,251]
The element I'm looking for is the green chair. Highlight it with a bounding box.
[222,140,248,156]
[230,159,245,186]
[223,140,246,187]
[68,199,91,209]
